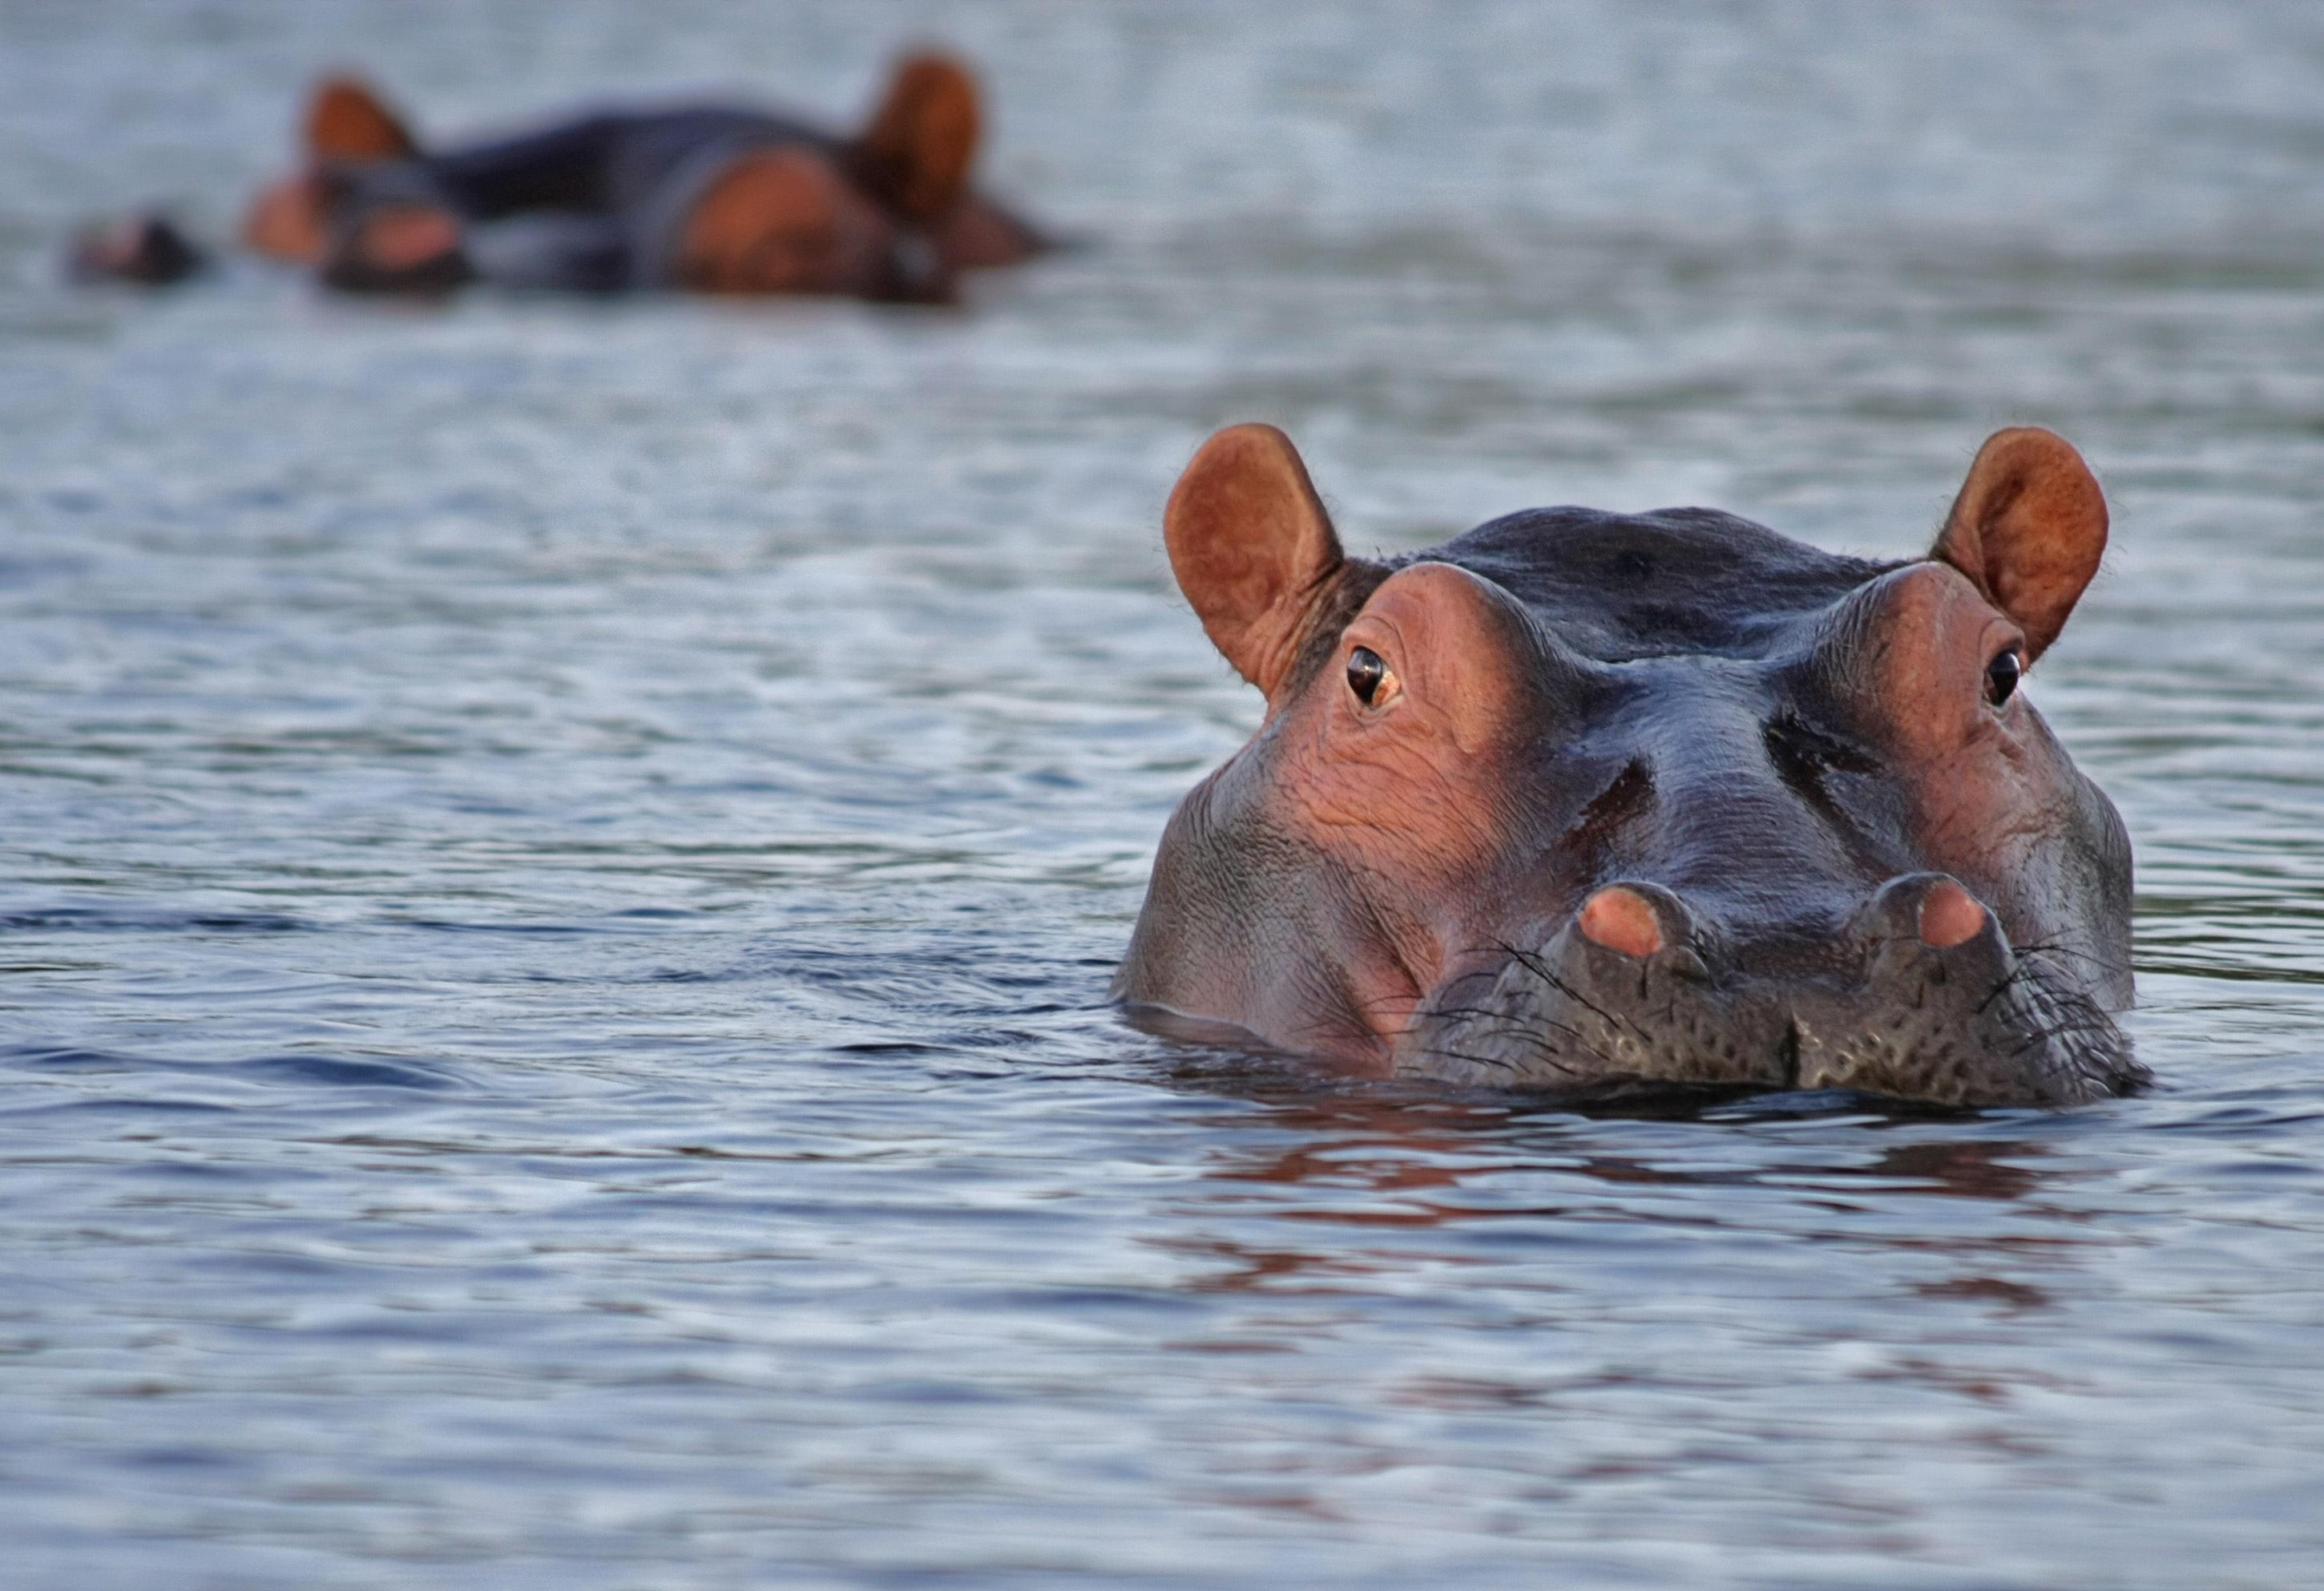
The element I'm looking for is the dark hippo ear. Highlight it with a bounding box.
[848,52,982,224]
[305,76,419,162]
[1165,425,1347,697]
[1932,427,2108,661]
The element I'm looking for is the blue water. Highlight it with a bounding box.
[6,2,2324,1585]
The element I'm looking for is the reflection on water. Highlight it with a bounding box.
[6,0,2324,1585]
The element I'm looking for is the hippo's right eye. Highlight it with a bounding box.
[1346,646,1394,708]
[1985,648,2023,707]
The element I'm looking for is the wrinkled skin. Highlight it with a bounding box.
[1116,425,2141,1107]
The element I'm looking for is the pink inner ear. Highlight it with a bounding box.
[1935,427,2107,661]
[1164,425,1345,697]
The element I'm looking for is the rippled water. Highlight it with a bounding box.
[6,2,2324,1585]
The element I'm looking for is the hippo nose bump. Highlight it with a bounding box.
[1860,872,1998,956]
[1917,878,1988,949]
[1574,882,1704,972]
[1578,886,1663,958]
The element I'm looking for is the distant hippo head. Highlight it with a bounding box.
[1116,425,2140,1107]
[67,212,206,286]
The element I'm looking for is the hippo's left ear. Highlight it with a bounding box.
[1932,427,2108,662]
[1165,425,1347,697]
[306,76,420,163]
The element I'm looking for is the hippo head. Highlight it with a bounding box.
[1116,426,2140,1107]
[67,212,206,286]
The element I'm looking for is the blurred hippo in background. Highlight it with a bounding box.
[79,50,1051,301]
[1117,425,2141,1108]
[66,212,205,286]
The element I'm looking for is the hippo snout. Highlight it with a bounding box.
[1401,874,2143,1107]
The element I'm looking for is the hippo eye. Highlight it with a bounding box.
[1346,645,1391,707]
[1985,648,2023,707]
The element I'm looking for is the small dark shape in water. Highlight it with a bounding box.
[67,212,205,285]
[1117,425,2142,1108]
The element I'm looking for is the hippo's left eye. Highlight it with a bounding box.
[1985,648,2023,707]
[1346,646,1398,708]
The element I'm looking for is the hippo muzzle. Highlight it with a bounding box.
[1404,874,2137,1105]
[1118,424,2141,1110]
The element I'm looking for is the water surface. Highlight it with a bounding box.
[5,2,2324,1585]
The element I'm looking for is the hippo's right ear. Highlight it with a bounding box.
[1165,425,1348,697]
[1932,427,2108,662]
[849,52,982,225]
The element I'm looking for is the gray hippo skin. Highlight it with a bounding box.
[1116,425,2140,1107]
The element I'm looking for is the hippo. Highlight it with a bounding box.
[1116,425,2141,1108]
[66,212,204,286]
[80,51,1050,301]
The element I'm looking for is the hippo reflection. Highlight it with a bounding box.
[1117,425,2141,1107]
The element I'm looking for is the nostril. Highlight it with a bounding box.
[1579,886,1664,958]
[1918,880,1987,948]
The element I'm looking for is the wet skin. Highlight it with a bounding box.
[1116,426,2141,1107]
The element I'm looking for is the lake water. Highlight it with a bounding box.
[6,2,2324,1585]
